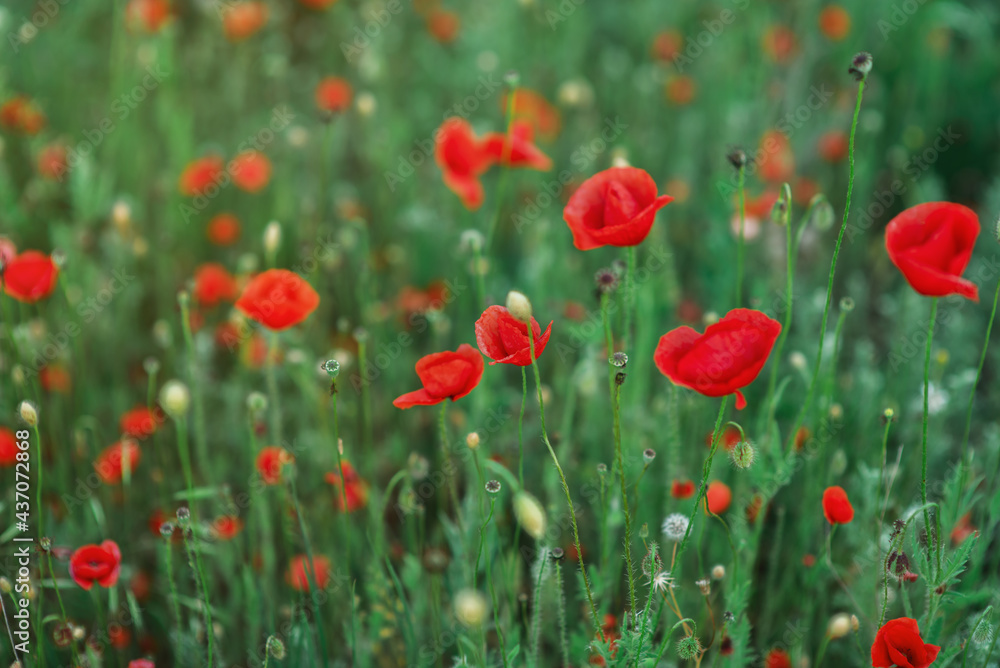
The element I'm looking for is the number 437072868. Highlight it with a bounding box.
[14,429,30,527]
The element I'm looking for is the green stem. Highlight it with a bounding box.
[735,164,746,308]
[485,85,517,253]
[624,245,636,352]
[484,498,509,668]
[784,78,866,451]
[179,295,209,470]
[47,550,78,666]
[763,183,794,430]
[286,474,330,668]
[960,278,1000,468]
[439,401,463,530]
[677,397,729,562]
[921,298,937,576]
[266,332,283,445]
[613,378,637,622]
[329,389,351,566]
[519,366,526,488]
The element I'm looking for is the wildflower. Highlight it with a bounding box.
[819,5,851,41]
[325,462,369,512]
[871,618,940,668]
[501,88,561,142]
[230,150,271,193]
[758,130,794,183]
[482,120,552,171]
[475,305,552,366]
[222,2,268,41]
[256,446,293,485]
[2,251,59,303]
[426,9,460,43]
[563,167,673,250]
[315,76,353,117]
[0,96,46,134]
[207,213,241,245]
[661,513,689,542]
[696,578,711,595]
[671,479,695,499]
[650,570,674,593]
[665,76,696,105]
[764,648,792,668]
[39,364,71,393]
[212,516,243,540]
[453,589,488,627]
[885,202,980,300]
[159,380,191,418]
[126,0,170,32]
[849,52,874,81]
[762,25,796,63]
[651,29,683,62]
[285,555,331,591]
[95,441,142,484]
[235,269,320,330]
[818,130,849,162]
[0,429,18,467]
[36,143,68,180]
[393,345,484,409]
[434,118,493,210]
[822,486,854,524]
[69,541,122,590]
[178,155,224,197]
[655,309,781,410]
[513,492,546,539]
[705,481,732,514]
[193,263,238,307]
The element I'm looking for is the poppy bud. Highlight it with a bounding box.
[808,194,835,231]
[160,380,191,418]
[264,221,281,255]
[850,614,860,632]
[972,618,994,647]
[143,357,160,375]
[355,92,376,117]
[266,636,286,660]
[112,200,132,229]
[550,547,565,561]
[513,492,546,539]
[11,366,25,386]
[18,400,38,426]
[465,432,480,449]
[726,147,747,170]
[712,564,726,580]
[677,635,702,660]
[246,392,268,415]
[848,52,873,81]
[828,613,852,638]
[505,290,533,324]
[730,440,756,470]
[454,589,488,627]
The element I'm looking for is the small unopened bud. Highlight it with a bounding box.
[159,521,176,539]
[789,351,807,370]
[266,635,286,659]
[143,357,160,376]
[160,380,191,418]
[550,547,565,561]
[18,401,38,427]
[40,537,51,552]
[465,432,480,449]
[112,200,132,229]
[503,70,520,87]
[355,92,376,117]
[264,221,282,254]
[839,297,855,312]
[11,366,25,386]
[176,507,191,527]
[513,492,546,540]
[808,195,835,231]
[848,52,874,81]
[726,147,747,170]
[850,614,859,632]
[505,291,533,324]
[972,619,994,647]
[597,463,608,476]
[730,440,756,470]
[677,635,702,660]
[828,613,852,639]
[712,564,726,580]
[454,589,488,627]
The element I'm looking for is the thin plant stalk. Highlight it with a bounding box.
[266,332,283,445]
[921,298,939,575]
[519,366,527,487]
[439,402,464,530]
[624,245,637,352]
[613,378,637,622]
[485,83,518,253]
[735,163,746,307]
[960,277,1000,469]
[677,397,729,561]
[179,293,209,468]
[286,472,331,668]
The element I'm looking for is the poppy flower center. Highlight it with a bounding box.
[603,181,640,228]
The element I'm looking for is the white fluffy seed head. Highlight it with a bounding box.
[662,513,689,542]
[453,589,488,627]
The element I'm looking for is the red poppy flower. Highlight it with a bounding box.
[298,0,337,9]
[951,512,975,545]
[426,9,460,43]
[745,493,765,523]
[759,130,795,183]
[563,167,674,250]
[705,481,732,514]
[325,461,370,512]
[819,5,851,41]
[39,364,71,393]
[502,88,561,142]
[230,150,271,193]
[222,2,268,41]
[194,263,238,307]
[120,406,162,439]
[822,485,854,524]
[95,441,142,484]
[655,308,781,410]
[393,344,484,409]
[651,30,683,62]
[37,143,68,181]
[235,269,320,330]
[483,120,552,171]
[872,618,941,668]
[665,76,696,106]
[818,131,848,162]
[109,625,131,649]
[256,446,293,484]
[206,213,241,245]
[126,0,171,31]
[69,541,122,590]
[475,305,553,366]
[179,156,224,197]
[315,76,353,115]
[0,237,16,265]
[2,251,59,303]
[211,515,243,540]
[434,118,493,210]
[670,479,695,499]
[0,96,46,134]
[764,648,792,668]
[286,555,331,591]
[129,660,155,668]
[762,25,797,63]
[396,281,448,324]
[0,428,18,467]
[885,202,980,301]
[802,554,816,567]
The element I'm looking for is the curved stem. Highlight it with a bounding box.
[960,278,1000,468]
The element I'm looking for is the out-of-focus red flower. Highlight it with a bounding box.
[665,76,696,105]
[130,570,152,602]
[475,305,553,366]
[0,237,16,265]
[793,177,819,204]
[885,202,980,301]
[120,406,162,438]
[802,554,816,567]
[759,130,794,183]
[69,541,122,590]
[298,0,338,9]
[315,76,353,115]
[229,150,271,193]
[951,512,976,545]
[793,426,811,452]
[286,555,331,591]
[325,461,370,512]
[0,428,18,467]
[95,441,142,484]
[211,515,244,540]
[426,9,460,43]
[818,130,848,162]
[434,117,493,210]
[235,269,320,330]
[676,298,702,324]
[0,96,46,134]
[194,263,239,307]
[762,25,796,63]
[128,660,155,668]
[223,2,268,40]
[2,251,59,303]
[256,446,293,484]
[206,213,241,246]
[819,5,851,41]
[483,120,552,171]
[655,308,781,410]
[705,425,742,452]
[745,493,764,523]
[671,479,695,499]
[651,29,683,62]
[179,156,224,197]
[126,0,171,32]
[396,281,448,324]
[393,344,484,409]
[502,88,561,142]
[705,481,732,514]
[871,618,940,668]
[764,648,792,668]
[564,300,587,321]
[39,364,71,393]
[109,624,131,649]
[563,167,673,251]
[822,485,854,524]
[37,143,68,181]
